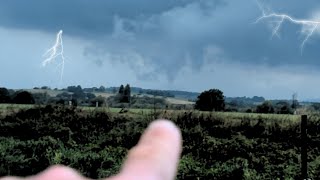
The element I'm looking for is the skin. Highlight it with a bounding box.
[1,119,182,180]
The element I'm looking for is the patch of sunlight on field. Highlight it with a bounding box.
[165,97,195,105]
[92,92,114,98]
[80,106,154,114]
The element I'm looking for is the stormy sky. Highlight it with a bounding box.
[0,0,320,99]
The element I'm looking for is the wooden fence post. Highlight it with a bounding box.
[301,115,308,179]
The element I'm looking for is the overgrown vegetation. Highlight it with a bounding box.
[1,105,320,179]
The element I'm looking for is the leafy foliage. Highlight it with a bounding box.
[256,101,275,114]
[0,106,319,179]
[12,91,35,105]
[195,89,225,111]
[0,87,11,103]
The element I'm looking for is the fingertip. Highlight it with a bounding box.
[147,119,182,142]
[0,165,85,180]
[139,119,182,154]
[34,165,87,180]
[118,119,182,180]
[148,119,181,135]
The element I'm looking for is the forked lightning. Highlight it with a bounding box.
[42,30,65,81]
[255,0,320,53]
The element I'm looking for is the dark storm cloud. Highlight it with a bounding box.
[1,0,320,80]
[0,0,203,37]
[82,0,320,80]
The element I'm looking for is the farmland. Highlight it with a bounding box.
[1,104,320,179]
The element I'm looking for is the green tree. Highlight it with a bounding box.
[195,89,225,111]
[98,86,106,92]
[256,101,274,114]
[67,85,85,100]
[123,84,131,103]
[312,103,320,111]
[90,96,105,107]
[275,101,292,114]
[32,92,49,105]
[12,91,35,104]
[118,85,124,95]
[0,87,11,103]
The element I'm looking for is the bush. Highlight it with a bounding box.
[1,106,319,179]
[256,101,274,114]
[12,91,35,104]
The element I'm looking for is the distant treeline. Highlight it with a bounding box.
[0,85,309,114]
[225,96,265,104]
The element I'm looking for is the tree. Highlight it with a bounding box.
[275,101,292,114]
[256,101,274,114]
[252,96,265,102]
[118,85,124,95]
[312,103,320,111]
[86,93,96,100]
[32,92,49,104]
[0,87,11,103]
[90,96,105,107]
[123,84,131,103]
[195,89,225,111]
[12,91,35,104]
[41,86,50,90]
[67,85,85,100]
[67,85,82,94]
[98,86,106,92]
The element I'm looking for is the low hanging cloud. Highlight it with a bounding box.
[83,1,232,80]
[82,0,320,82]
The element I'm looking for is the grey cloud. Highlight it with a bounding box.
[0,0,200,37]
[83,0,320,82]
[84,1,227,80]
[2,0,320,84]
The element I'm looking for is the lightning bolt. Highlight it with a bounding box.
[42,30,65,82]
[255,1,320,53]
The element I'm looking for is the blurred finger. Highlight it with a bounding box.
[111,119,182,180]
[0,165,87,180]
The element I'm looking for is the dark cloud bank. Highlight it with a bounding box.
[1,0,320,83]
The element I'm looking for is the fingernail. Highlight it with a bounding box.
[148,119,178,132]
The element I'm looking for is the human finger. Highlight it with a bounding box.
[110,119,182,180]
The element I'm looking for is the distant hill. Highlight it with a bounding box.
[22,86,272,106]
[225,96,265,105]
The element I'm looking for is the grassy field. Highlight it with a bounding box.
[0,103,35,115]
[0,103,299,121]
[23,89,195,105]
[1,104,318,179]
[0,103,301,135]
[92,92,114,98]
[165,97,195,105]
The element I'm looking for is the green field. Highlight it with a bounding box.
[1,103,316,179]
[0,103,300,124]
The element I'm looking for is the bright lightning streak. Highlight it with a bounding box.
[255,2,320,53]
[42,30,65,82]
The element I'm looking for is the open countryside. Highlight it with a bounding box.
[1,85,320,179]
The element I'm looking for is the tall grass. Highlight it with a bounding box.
[1,105,320,179]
